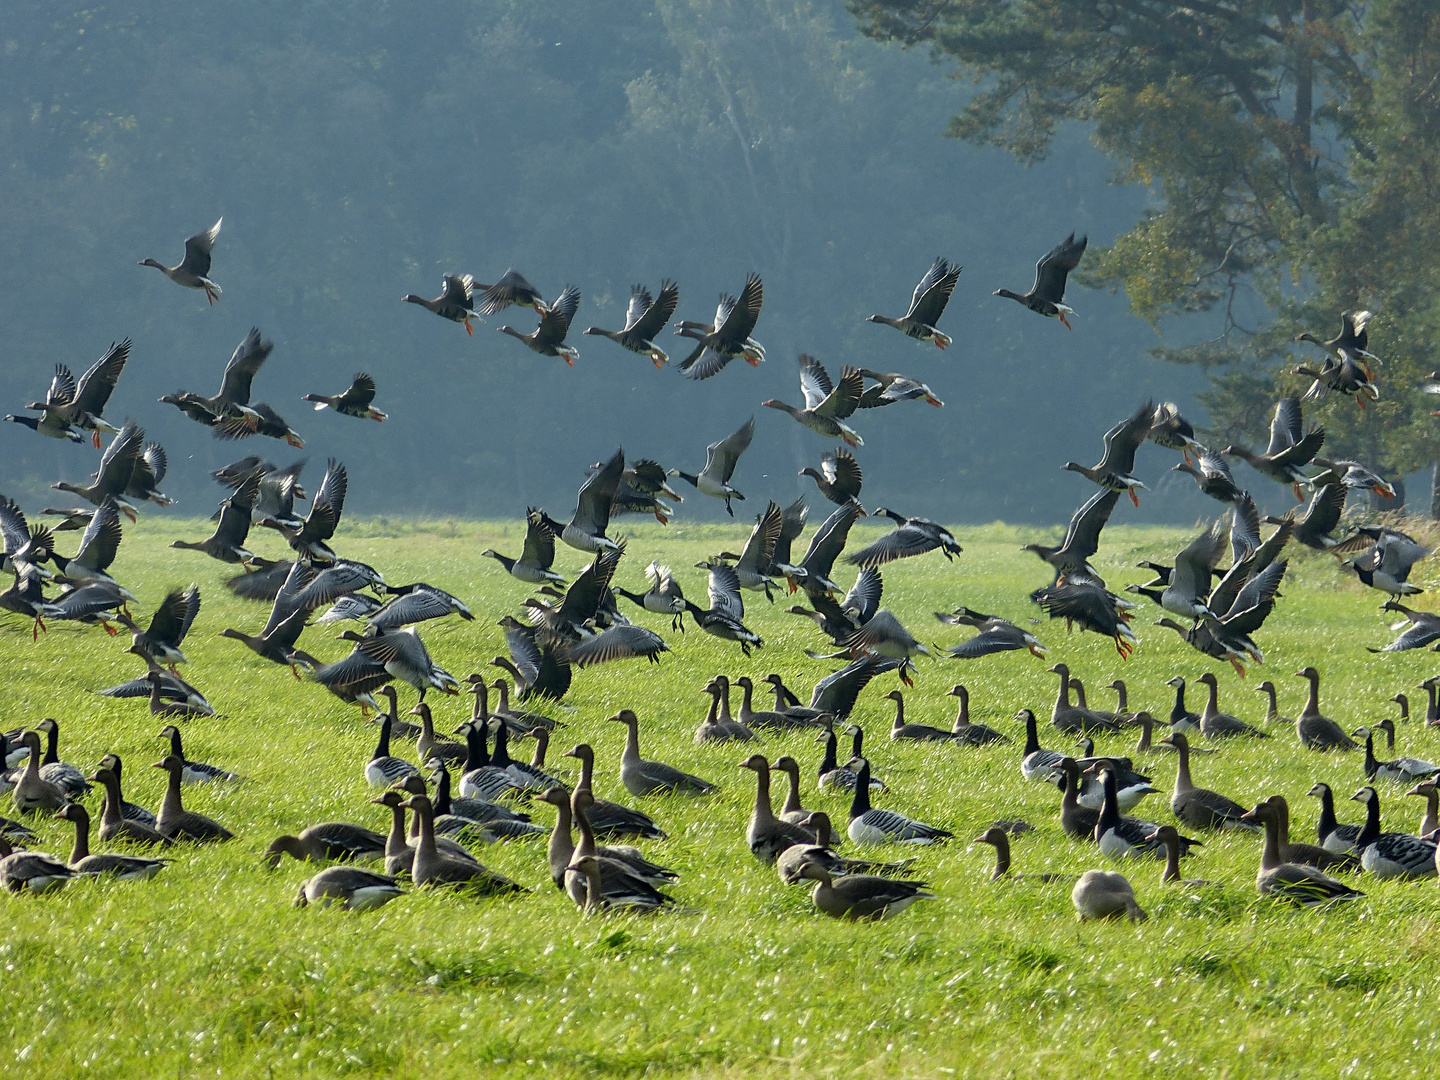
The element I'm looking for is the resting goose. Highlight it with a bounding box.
[1193,673,1269,740]
[371,789,476,876]
[295,866,403,910]
[11,731,67,814]
[94,754,157,825]
[1253,680,1291,726]
[1075,758,1159,814]
[1293,668,1357,751]
[1158,733,1256,831]
[741,754,818,864]
[264,822,388,868]
[455,721,523,802]
[865,257,959,348]
[795,858,934,920]
[1165,677,1200,733]
[815,724,885,793]
[776,812,916,885]
[1071,869,1146,922]
[1128,711,1212,756]
[411,703,466,767]
[55,804,166,880]
[733,676,808,731]
[995,233,1087,329]
[33,718,89,798]
[1048,664,1118,735]
[140,218,222,302]
[972,827,1068,883]
[769,756,811,825]
[1351,786,1437,880]
[561,743,665,840]
[1307,782,1364,855]
[428,761,531,826]
[1353,726,1438,784]
[886,690,956,742]
[537,788,676,891]
[1143,826,1210,886]
[846,757,952,845]
[487,719,562,792]
[1406,777,1440,838]
[608,710,715,796]
[364,714,421,789]
[1019,710,1066,782]
[403,795,524,894]
[1263,795,1357,872]
[1242,800,1363,906]
[564,791,673,911]
[91,768,169,847]
[156,725,241,786]
[1091,768,1190,860]
[0,836,73,893]
[152,756,233,842]
[944,685,1009,745]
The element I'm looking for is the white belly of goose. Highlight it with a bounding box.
[344,885,404,911]
[365,756,420,788]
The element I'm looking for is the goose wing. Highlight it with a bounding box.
[716,273,762,341]
[798,354,835,411]
[813,366,864,420]
[809,656,885,718]
[214,471,260,547]
[148,586,201,647]
[906,256,958,325]
[72,501,123,572]
[1299,482,1346,537]
[703,416,755,484]
[1265,397,1303,456]
[479,270,542,316]
[622,285,653,332]
[568,624,668,668]
[847,524,933,567]
[46,364,77,407]
[303,459,347,542]
[821,448,862,500]
[521,508,557,570]
[1095,399,1153,474]
[369,589,465,631]
[1228,495,1261,564]
[218,328,272,406]
[1379,534,1431,578]
[94,423,145,495]
[73,339,130,416]
[707,563,746,622]
[842,568,883,624]
[334,374,378,411]
[630,280,678,338]
[1032,233,1086,304]
[439,274,474,309]
[1171,519,1226,601]
[736,501,782,574]
[800,500,861,575]
[1059,488,1120,558]
[678,344,734,380]
[180,219,221,278]
[574,448,623,535]
[945,625,1026,658]
[770,496,809,569]
[535,285,580,345]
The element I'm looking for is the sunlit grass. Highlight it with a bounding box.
[4,517,1440,1078]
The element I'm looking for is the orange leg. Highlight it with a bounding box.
[1229,657,1247,677]
[464,321,474,336]
[1356,396,1367,410]
[1128,489,1140,508]
[1058,313,1073,330]
[91,431,103,449]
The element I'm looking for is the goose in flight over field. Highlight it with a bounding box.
[856,370,943,409]
[1062,399,1153,507]
[583,280,679,367]
[21,340,129,448]
[402,274,478,334]
[994,233,1086,328]
[1221,396,1323,501]
[763,355,864,448]
[303,374,386,421]
[865,257,960,349]
[498,285,580,365]
[669,416,754,516]
[140,218,222,302]
[675,273,765,380]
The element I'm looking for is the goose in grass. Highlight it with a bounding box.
[846,757,952,845]
[668,416,754,515]
[497,285,581,365]
[800,448,863,508]
[482,509,565,585]
[402,274,478,333]
[843,610,928,686]
[561,743,666,841]
[1350,786,1438,880]
[92,755,155,826]
[295,866,403,911]
[302,373,386,421]
[695,676,754,743]
[607,710,715,796]
[537,788,676,892]
[140,218,222,302]
[1221,396,1324,501]
[795,857,934,920]
[865,256,960,348]
[1074,758,1159,815]
[567,853,673,915]
[1407,776,1440,838]
[1260,795,1358,873]
[582,280,679,367]
[1353,727,1439,785]
[453,721,524,803]
[151,757,233,843]
[613,561,687,631]
[1292,667,1358,751]
[768,756,812,826]
[371,788,475,876]
[1048,758,1101,840]
[674,273,765,379]
[408,703,465,769]
[1308,782,1364,855]
[403,795,525,895]
[487,719,563,793]
[847,509,960,569]
[740,754,820,864]
[777,812,920,885]
[732,677,810,732]
[10,731,68,814]
[856,369,943,409]
[936,607,1046,660]
[763,355,864,448]
[1157,733,1257,831]
[89,767,169,847]
[1022,488,1119,585]
[428,760,533,828]
[815,724,885,793]
[995,233,1087,328]
[971,827,1069,883]
[23,340,129,449]
[1172,453,1245,505]
[156,726,240,785]
[1193,673,1269,740]
[1344,529,1431,598]
[488,676,561,734]
[685,562,763,656]
[364,714,421,789]
[0,837,73,894]
[1071,869,1146,922]
[1048,664,1119,736]
[1294,355,1378,408]
[1253,680,1290,726]
[946,685,1010,745]
[55,805,167,880]
[885,690,958,742]
[1240,800,1363,906]
[1147,402,1204,462]
[1142,825,1212,887]
[264,821,390,868]
[47,500,131,602]
[1018,709,1066,782]
[1091,768,1192,861]
[1063,399,1153,507]
[30,720,88,799]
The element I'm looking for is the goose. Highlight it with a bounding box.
[838,610,926,686]
[364,714,421,789]
[1261,795,1357,872]
[10,731,67,814]
[93,754,156,825]
[258,457,346,563]
[295,865,403,911]
[370,789,477,876]
[1062,399,1153,506]
[1193,673,1269,739]
[950,686,1009,745]
[994,233,1086,328]
[90,768,170,848]
[361,583,472,633]
[846,757,952,845]
[1165,677,1200,733]
[49,499,131,600]
[1294,356,1378,408]
[497,284,581,365]
[1310,457,1395,499]
[4,408,83,444]
[302,373,386,421]
[972,827,1069,882]
[157,328,273,436]
[455,721,523,802]
[1351,786,1437,879]
[865,256,959,348]
[1147,403,1205,464]
[23,340,129,448]
[488,719,562,792]
[1240,800,1363,905]
[402,274,477,333]
[695,676,754,743]
[732,676,808,731]
[1353,727,1439,785]
[477,269,546,315]
[1092,768,1181,861]
[1422,678,1440,728]
[762,355,864,448]
[140,218,222,301]
[1307,782,1364,855]
[1292,667,1357,751]
[1030,578,1137,658]
[210,457,307,527]
[1265,481,1346,552]
[614,561,687,630]
[1345,529,1431,598]
[402,795,524,894]
[1048,664,1118,735]
[118,586,199,675]
[847,508,961,569]
[1022,489,1119,586]
[583,280,679,367]
[668,416,754,515]
[561,743,666,840]
[488,677,560,734]
[1407,776,1440,838]
[1071,869,1146,921]
[770,756,811,825]
[1158,733,1256,831]
[1296,310,1380,367]
[536,788,676,891]
[1253,680,1291,725]
[716,501,783,597]
[856,369,943,408]
[776,812,917,885]
[428,760,532,826]
[31,719,89,798]
[410,703,465,767]
[53,803,166,880]
[1154,521,1226,621]
[1048,757,1101,840]
[0,836,74,893]
[172,470,260,565]
[886,690,956,742]
[609,458,681,522]
[1074,759,1160,814]
[794,858,934,920]
[1221,397,1324,501]
[1172,453,1245,504]
[264,822,388,868]
[540,448,624,555]
[482,514,565,589]
[151,756,233,843]
[338,627,458,701]
[816,724,885,793]
[567,852,672,915]
[935,608,1046,659]
[608,710,715,796]
[1370,602,1440,652]
[1127,711,1211,756]
[741,754,818,863]
[685,563,763,655]
[1390,694,1411,725]
[1373,717,1401,751]
[674,273,765,379]
[1018,709,1066,782]
[785,500,862,599]
[1142,826,1211,886]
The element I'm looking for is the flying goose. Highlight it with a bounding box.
[23,340,129,447]
[52,426,144,520]
[1071,869,1146,921]
[540,448,624,554]
[1062,399,1153,506]
[402,274,477,333]
[995,233,1087,328]
[1296,310,1380,366]
[140,218,222,302]
[1309,457,1395,499]
[675,273,765,379]
[787,499,861,596]
[338,627,458,701]
[1147,402,1204,462]
[1172,453,1245,504]
[295,866,404,911]
[608,710,715,796]
[172,470,260,566]
[800,448,863,507]
[856,369,943,408]
[151,756,233,842]
[1350,787,1437,879]
[844,610,928,685]
[498,284,580,364]
[613,561,686,630]
[716,500,783,597]
[260,458,346,563]
[478,269,546,316]
[1158,733,1256,831]
[847,757,952,845]
[1021,488,1119,583]
[794,857,934,920]
[668,416,755,515]
[762,355,864,447]
[847,509,960,569]
[303,373,386,421]
[1294,355,1378,408]
[685,562,763,655]
[583,280,679,367]
[1221,396,1323,501]
[936,607,1046,659]
[1344,529,1430,598]
[482,509,565,585]
[865,256,959,348]
[1241,799,1363,905]
[116,586,199,677]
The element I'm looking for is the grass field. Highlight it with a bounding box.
[5,514,1440,1079]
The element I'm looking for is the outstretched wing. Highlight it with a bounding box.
[1032,233,1086,304]
[73,340,130,415]
[906,257,958,326]
[218,328,273,405]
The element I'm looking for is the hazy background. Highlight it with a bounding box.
[0,0,1221,525]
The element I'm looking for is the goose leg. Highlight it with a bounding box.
[92,431,103,449]
[1058,313,1073,330]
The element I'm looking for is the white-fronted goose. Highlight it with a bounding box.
[411,703,465,767]
[674,273,765,379]
[22,340,129,448]
[1193,673,1269,740]
[478,269,545,315]
[732,676,808,731]
[936,608,1045,660]
[1158,733,1256,831]
[1296,310,1379,366]
[264,822,388,868]
[995,233,1086,328]
[371,789,476,876]
[866,256,959,348]
[776,811,916,885]
[1241,800,1362,906]
[669,416,754,515]
[608,710,714,796]
[1071,869,1146,921]
[1262,795,1357,872]
[157,725,241,784]
[1253,680,1290,726]
[1292,667,1357,751]
[364,714,421,789]
[568,852,672,914]
[296,865,403,910]
[1351,786,1438,879]
[537,787,676,892]
[741,754,817,863]
[886,690,955,742]
[173,471,259,567]
[795,858,934,920]
[1406,777,1440,838]
[972,827,1068,882]
[561,743,665,840]
[55,804,166,880]
[843,610,928,686]
[338,627,458,702]
[303,373,386,421]
[846,757,952,845]
[770,756,810,825]
[847,508,961,570]
[1143,825,1210,886]
[763,355,864,448]
[1353,727,1438,785]
[0,836,73,893]
[402,795,524,894]
[152,756,233,843]
[1063,399,1153,506]
[1148,403,1203,462]
[91,768,169,848]
[1307,782,1363,855]
[1172,453,1245,504]
[11,731,67,814]
[32,718,89,797]
[695,679,744,744]
[497,284,580,365]
[856,369,944,408]
[1048,664,1118,736]
[140,218,222,302]
[583,280,679,367]
[403,275,478,332]
[1221,396,1323,501]
[1295,355,1378,407]
[118,586,199,675]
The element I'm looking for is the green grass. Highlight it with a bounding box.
[5,516,1440,1079]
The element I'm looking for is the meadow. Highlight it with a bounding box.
[4,515,1440,1079]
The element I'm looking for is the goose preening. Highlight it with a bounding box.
[1350,786,1437,879]
[866,257,959,348]
[402,274,477,333]
[794,858,935,920]
[19,340,129,448]
[607,710,715,796]
[1221,397,1324,501]
[140,218,222,302]
[1062,399,1152,506]
[583,280,679,367]
[1241,800,1363,906]
[55,804,167,880]
[669,416,754,516]
[151,756,233,843]
[762,355,864,448]
[295,866,404,911]
[846,757,952,845]
[936,607,1046,660]
[675,273,765,379]
[497,284,580,364]
[303,374,387,421]
[1071,869,1147,922]
[1158,733,1257,831]
[801,448,863,507]
[995,233,1087,329]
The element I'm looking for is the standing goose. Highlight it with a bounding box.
[488,719,563,792]
[364,714,421,789]
[536,788,676,890]
[1350,786,1437,880]
[1062,400,1153,506]
[303,374,386,421]
[140,218,222,302]
[674,273,765,379]
[1353,727,1439,785]
[1407,776,1440,838]
[1307,782,1364,855]
[371,787,477,876]
[800,448,863,507]
[847,508,961,569]
[866,256,960,348]
[0,836,74,893]
[1221,396,1324,501]
[11,731,68,814]
[583,280,679,367]
[295,866,403,911]
[1158,733,1257,831]
[1293,667,1357,751]
[402,274,478,334]
[856,369,943,409]
[1048,664,1118,735]
[564,790,673,910]
[482,509,565,585]
[1048,757,1099,840]
[1193,673,1269,740]
[156,725,241,785]
[1241,799,1363,906]
[403,795,524,895]
[846,757,952,845]
[994,233,1086,328]
[762,355,864,448]
[608,710,715,796]
[90,767,169,847]
[816,724,886,793]
[936,608,1046,660]
[740,754,818,863]
[497,285,580,365]
[1171,453,1245,504]
[669,416,755,516]
[561,743,666,840]
[410,703,466,768]
[31,719,89,798]
[1253,680,1291,726]
[795,858,934,920]
[151,756,233,843]
[1071,869,1147,921]
[770,756,811,825]
[93,754,155,825]
[1092,768,1180,861]
[263,822,388,868]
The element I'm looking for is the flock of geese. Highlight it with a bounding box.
[3,219,1439,926]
